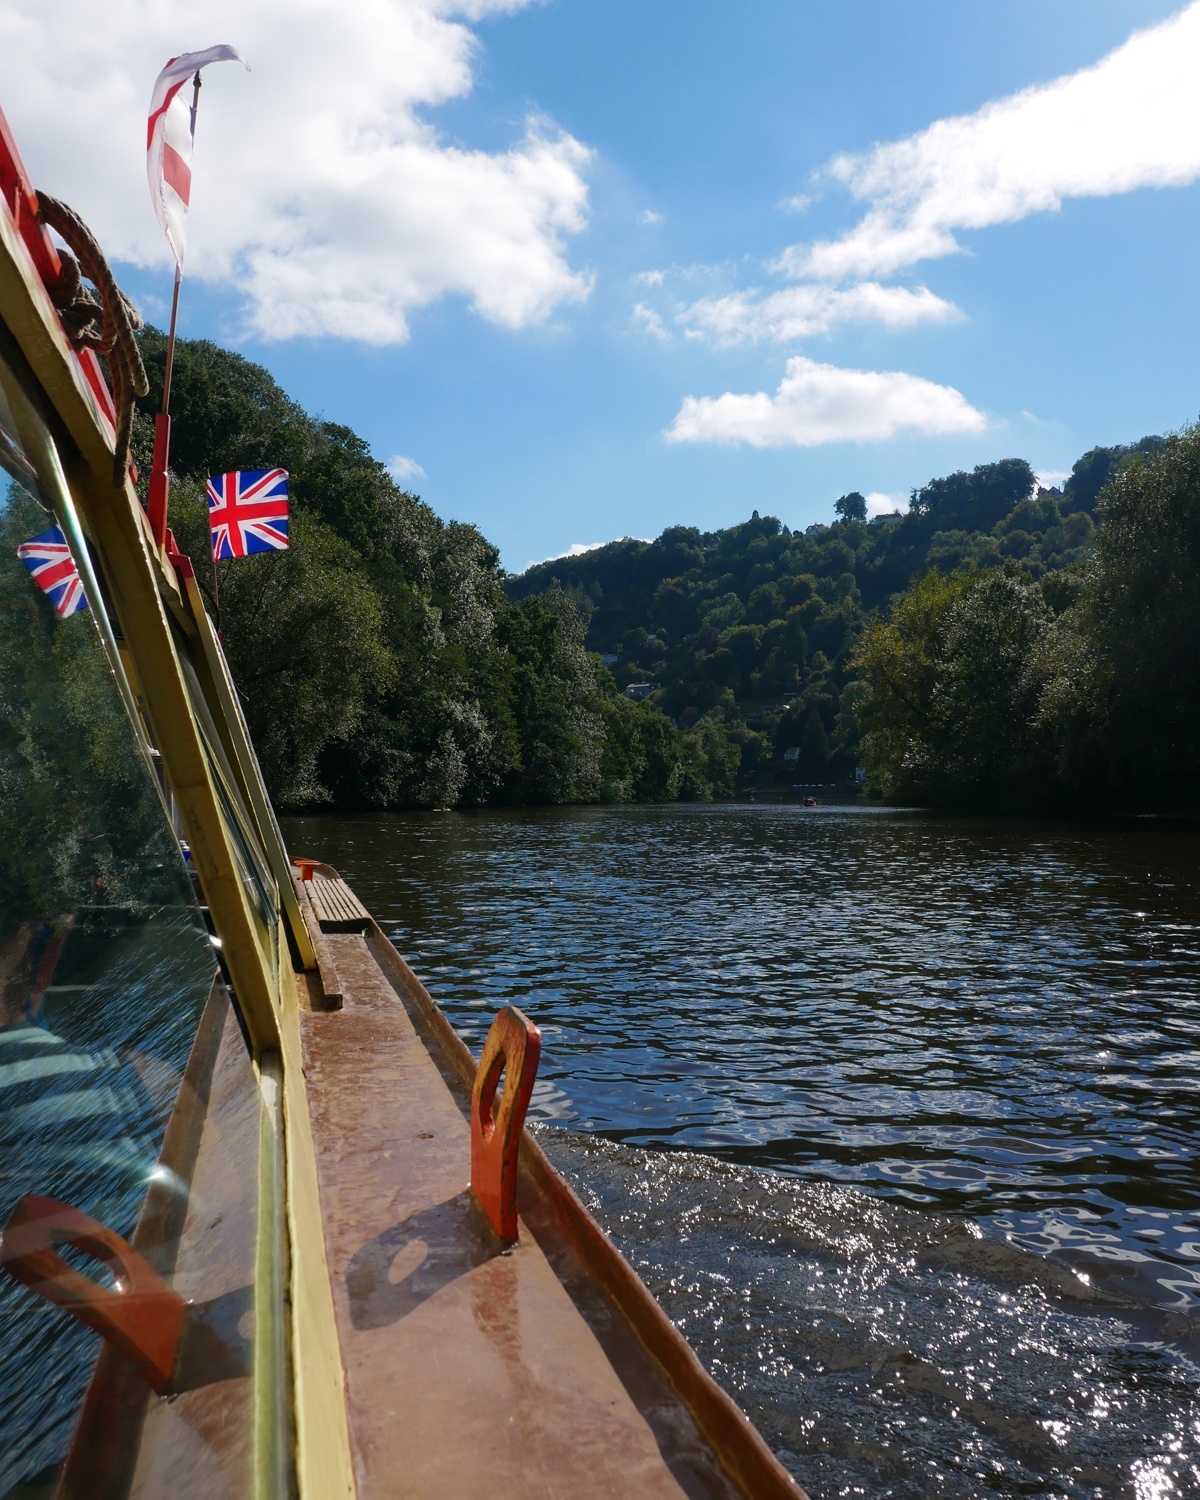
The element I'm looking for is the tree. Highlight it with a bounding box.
[497,585,603,805]
[168,483,394,807]
[1,482,179,947]
[797,707,830,781]
[1061,435,1165,514]
[1045,424,1200,802]
[834,491,867,523]
[910,459,1035,533]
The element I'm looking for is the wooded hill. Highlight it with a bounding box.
[133,327,1192,812]
[131,330,741,809]
[507,437,1166,796]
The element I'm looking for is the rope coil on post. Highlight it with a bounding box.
[34,192,149,487]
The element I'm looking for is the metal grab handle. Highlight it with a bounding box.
[470,1006,541,1243]
[0,1194,186,1392]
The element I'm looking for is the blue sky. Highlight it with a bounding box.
[7,1,1200,568]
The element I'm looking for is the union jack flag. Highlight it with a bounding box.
[206,469,290,560]
[16,526,88,618]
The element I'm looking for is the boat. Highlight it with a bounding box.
[0,101,809,1498]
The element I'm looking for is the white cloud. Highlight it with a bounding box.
[666,355,986,448]
[778,194,811,215]
[632,301,669,340]
[638,268,666,285]
[864,490,905,517]
[1036,468,1071,490]
[1,0,592,344]
[524,541,606,569]
[388,454,426,481]
[679,281,960,345]
[639,209,665,225]
[784,2,1200,281]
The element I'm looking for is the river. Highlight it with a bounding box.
[281,803,1200,1498]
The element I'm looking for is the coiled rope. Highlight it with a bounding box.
[34,192,149,487]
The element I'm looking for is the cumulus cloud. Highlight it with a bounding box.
[388,454,426,481]
[865,491,905,517]
[1036,468,1071,490]
[679,281,960,345]
[525,541,606,569]
[784,2,1200,281]
[639,209,665,225]
[667,355,986,448]
[632,302,669,340]
[638,269,666,285]
[0,0,592,343]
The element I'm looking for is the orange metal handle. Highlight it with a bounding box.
[470,1006,541,1242]
[293,857,320,882]
[0,1195,186,1392]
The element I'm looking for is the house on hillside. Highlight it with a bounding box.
[625,682,660,701]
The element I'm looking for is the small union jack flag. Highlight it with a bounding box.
[16,526,88,618]
[206,469,290,560]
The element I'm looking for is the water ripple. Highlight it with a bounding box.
[284,804,1200,1495]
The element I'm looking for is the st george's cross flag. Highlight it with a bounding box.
[207,469,290,560]
[17,527,87,618]
[147,46,248,270]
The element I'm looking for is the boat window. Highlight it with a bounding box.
[0,350,247,1496]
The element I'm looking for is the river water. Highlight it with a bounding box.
[282,804,1200,1498]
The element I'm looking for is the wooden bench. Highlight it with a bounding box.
[307,872,372,933]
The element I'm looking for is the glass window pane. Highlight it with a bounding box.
[0,356,223,1496]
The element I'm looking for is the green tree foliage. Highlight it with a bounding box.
[134,331,597,809]
[167,483,393,806]
[796,707,831,781]
[854,569,1052,805]
[135,331,743,809]
[834,491,867,523]
[855,424,1200,811]
[509,456,1113,790]
[1061,436,1166,514]
[141,324,1179,812]
[0,482,177,946]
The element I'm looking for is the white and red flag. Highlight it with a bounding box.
[146,45,248,270]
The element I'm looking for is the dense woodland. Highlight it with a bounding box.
[133,329,1196,813]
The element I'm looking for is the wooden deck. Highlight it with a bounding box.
[292,889,809,1500]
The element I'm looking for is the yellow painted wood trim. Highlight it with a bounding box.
[0,206,281,1049]
[278,963,357,1500]
[176,564,317,972]
[255,1048,289,1500]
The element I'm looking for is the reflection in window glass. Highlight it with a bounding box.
[0,360,217,1495]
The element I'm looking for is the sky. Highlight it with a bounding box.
[5,1,1200,569]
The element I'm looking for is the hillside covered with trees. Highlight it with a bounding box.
[136,328,1192,814]
[507,437,1169,801]
[132,330,741,809]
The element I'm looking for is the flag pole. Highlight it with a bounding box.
[210,547,222,638]
[147,70,201,552]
